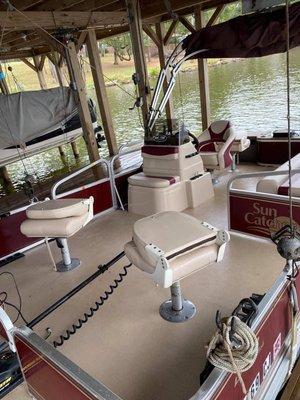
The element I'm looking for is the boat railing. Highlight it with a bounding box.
[118,139,143,153]
[109,143,142,210]
[51,158,115,206]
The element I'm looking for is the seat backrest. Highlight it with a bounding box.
[198,120,232,151]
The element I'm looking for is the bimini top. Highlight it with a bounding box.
[182,2,300,59]
[0,86,77,149]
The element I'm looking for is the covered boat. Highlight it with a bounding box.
[0,87,103,166]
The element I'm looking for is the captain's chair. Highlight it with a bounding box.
[197,120,235,176]
[125,211,229,323]
[21,197,93,272]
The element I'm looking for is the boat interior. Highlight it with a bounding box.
[1,160,290,400]
[1,1,300,399]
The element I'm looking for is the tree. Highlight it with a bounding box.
[103,33,132,65]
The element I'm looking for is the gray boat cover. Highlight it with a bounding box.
[0,87,78,149]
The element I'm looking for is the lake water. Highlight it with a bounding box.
[3,48,300,195]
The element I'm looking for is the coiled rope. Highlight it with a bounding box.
[206,316,259,394]
[53,263,132,348]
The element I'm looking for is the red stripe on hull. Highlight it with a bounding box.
[14,335,99,400]
[229,194,300,238]
[213,279,293,399]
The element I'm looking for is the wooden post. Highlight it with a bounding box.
[66,41,101,179]
[155,22,174,123]
[194,6,210,131]
[50,52,67,87]
[33,55,47,90]
[126,0,151,129]
[58,145,65,157]
[0,65,12,189]
[71,141,79,159]
[86,30,118,157]
[0,165,13,191]
[0,63,10,94]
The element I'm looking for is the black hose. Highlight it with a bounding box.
[53,263,132,348]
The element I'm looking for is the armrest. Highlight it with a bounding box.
[217,133,236,169]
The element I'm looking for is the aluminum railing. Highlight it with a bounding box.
[51,158,115,207]
[109,144,142,210]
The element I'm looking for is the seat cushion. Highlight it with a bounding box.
[278,174,300,197]
[128,172,180,188]
[26,199,90,220]
[199,152,219,166]
[20,213,88,238]
[125,240,218,282]
[257,153,300,194]
[133,211,217,268]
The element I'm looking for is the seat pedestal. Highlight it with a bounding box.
[55,238,81,272]
[159,282,196,323]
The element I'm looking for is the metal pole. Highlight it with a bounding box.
[27,251,125,328]
[58,238,72,266]
[171,282,183,311]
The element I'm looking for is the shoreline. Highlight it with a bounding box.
[101,57,241,87]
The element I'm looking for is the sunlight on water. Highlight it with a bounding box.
[2,48,300,195]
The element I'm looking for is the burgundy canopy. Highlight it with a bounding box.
[183,2,300,58]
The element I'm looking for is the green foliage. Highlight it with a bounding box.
[102,33,132,64]
[149,66,160,78]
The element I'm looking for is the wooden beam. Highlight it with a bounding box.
[179,16,196,33]
[126,0,151,129]
[206,4,224,26]
[33,55,47,89]
[8,37,45,52]
[76,31,87,52]
[0,47,49,61]
[0,63,10,95]
[36,28,65,55]
[47,52,67,86]
[0,0,44,11]
[194,6,210,131]
[86,29,118,157]
[155,22,174,124]
[20,57,37,71]
[142,24,160,48]
[64,0,121,12]
[66,40,102,178]
[163,20,178,45]
[38,54,46,70]
[0,11,127,31]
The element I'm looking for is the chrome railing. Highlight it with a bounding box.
[109,144,142,210]
[51,158,115,206]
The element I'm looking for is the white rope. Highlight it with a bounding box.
[206,316,259,395]
[45,237,57,271]
[287,276,300,377]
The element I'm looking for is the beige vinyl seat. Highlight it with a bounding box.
[128,172,180,188]
[197,120,236,182]
[21,197,94,272]
[125,211,230,322]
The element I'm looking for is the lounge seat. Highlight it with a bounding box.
[125,211,229,322]
[257,153,300,195]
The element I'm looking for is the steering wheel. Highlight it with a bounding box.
[188,132,200,149]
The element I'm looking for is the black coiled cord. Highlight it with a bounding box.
[53,263,132,348]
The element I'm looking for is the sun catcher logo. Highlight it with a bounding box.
[245,202,298,236]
